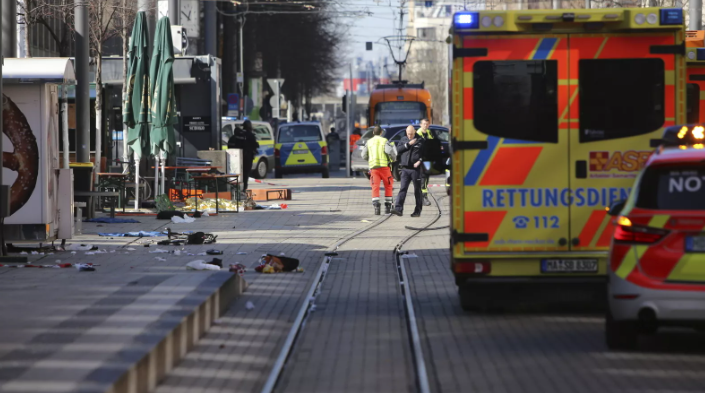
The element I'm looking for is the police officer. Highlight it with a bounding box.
[391,125,425,217]
[417,118,439,206]
[361,126,397,215]
[227,120,259,191]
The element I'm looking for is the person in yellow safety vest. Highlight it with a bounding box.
[416,118,437,206]
[361,126,397,215]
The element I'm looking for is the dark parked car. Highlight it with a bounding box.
[351,124,450,181]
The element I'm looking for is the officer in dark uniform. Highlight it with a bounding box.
[391,125,426,217]
[227,120,259,191]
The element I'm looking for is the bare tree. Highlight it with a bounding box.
[17,0,74,57]
[88,0,119,180]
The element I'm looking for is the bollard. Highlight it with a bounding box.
[74,202,86,235]
[327,138,341,172]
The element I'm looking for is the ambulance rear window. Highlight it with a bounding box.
[473,60,558,143]
[278,125,322,143]
[637,165,705,210]
[687,83,700,124]
[579,59,664,143]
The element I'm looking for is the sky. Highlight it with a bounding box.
[334,0,410,65]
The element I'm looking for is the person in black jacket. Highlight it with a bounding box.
[391,125,426,217]
[227,120,259,191]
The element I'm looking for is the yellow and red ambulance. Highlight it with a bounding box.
[449,7,686,310]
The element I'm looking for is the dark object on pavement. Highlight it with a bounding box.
[157,210,185,220]
[206,249,223,255]
[207,258,223,268]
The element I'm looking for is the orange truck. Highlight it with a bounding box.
[368,82,432,125]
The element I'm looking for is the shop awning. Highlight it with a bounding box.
[2,58,76,84]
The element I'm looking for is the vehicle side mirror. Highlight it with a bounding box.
[607,200,626,216]
[356,139,365,146]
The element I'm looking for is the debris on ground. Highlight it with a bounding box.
[98,231,167,237]
[181,197,240,212]
[186,260,221,271]
[236,252,248,255]
[254,254,300,273]
[149,249,169,254]
[229,263,246,276]
[296,267,305,273]
[246,301,255,310]
[85,217,141,224]
[207,258,223,268]
[66,244,97,251]
[74,263,96,272]
[206,249,223,255]
[171,215,196,224]
[155,257,167,262]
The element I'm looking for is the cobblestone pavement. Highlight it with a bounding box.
[403,191,705,393]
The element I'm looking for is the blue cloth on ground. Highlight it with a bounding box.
[85,217,141,224]
[98,231,166,237]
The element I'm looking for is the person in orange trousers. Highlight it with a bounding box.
[360,126,397,215]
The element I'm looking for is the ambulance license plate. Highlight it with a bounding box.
[686,236,705,252]
[293,150,307,154]
[541,259,598,273]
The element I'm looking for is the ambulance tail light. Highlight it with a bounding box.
[659,8,683,25]
[453,12,479,29]
[614,217,669,244]
[454,260,491,275]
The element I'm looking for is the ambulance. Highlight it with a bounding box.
[449,7,687,310]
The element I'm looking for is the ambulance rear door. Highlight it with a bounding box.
[454,35,571,254]
[567,32,684,252]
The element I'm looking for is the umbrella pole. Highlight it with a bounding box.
[160,152,166,198]
[154,155,160,197]
[134,153,140,211]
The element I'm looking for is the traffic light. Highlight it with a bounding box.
[342,94,347,114]
[366,42,373,51]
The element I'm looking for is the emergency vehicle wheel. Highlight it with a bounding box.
[458,284,485,312]
[322,168,330,178]
[605,309,638,350]
[275,169,283,179]
[255,159,268,179]
[392,163,401,181]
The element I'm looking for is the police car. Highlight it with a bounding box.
[221,118,275,179]
[606,125,705,350]
[275,122,329,178]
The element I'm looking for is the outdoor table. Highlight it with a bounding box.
[97,173,128,212]
[151,166,221,193]
[190,174,241,214]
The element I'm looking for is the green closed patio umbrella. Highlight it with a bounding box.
[149,16,178,196]
[123,11,150,210]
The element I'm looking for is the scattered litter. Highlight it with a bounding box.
[55,260,61,263]
[174,250,182,256]
[71,251,77,255]
[206,258,223,268]
[126,247,136,251]
[99,231,167,237]
[85,252,96,255]
[66,244,96,251]
[296,267,305,273]
[110,250,116,253]
[171,215,196,224]
[19,251,27,255]
[401,253,418,259]
[203,212,210,217]
[236,252,248,255]
[155,257,167,262]
[206,249,223,255]
[85,217,140,224]
[279,252,286,256]
[197,252,207,256]
[254,254,300,273]
[245,301,255,310]
[150,249,169,254]
[229,263,246,276]
[361,220,370,223]
[74,263,96,272]
[186,260,221,271]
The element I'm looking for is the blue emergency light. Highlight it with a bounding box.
[697,48,705,61]
[454,12,479,29]
[659,8,683,25]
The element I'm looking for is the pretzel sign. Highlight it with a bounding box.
[2,94,39,215]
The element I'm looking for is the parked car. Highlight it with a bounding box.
[351,124,449,181]
[275,122,329,178]
[606,125,705,349]
[221,118,275,179]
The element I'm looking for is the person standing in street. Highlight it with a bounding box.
[391,125,425,217]
[416,118,439,206]
[227,120,259,191]
[361,126,397,215]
